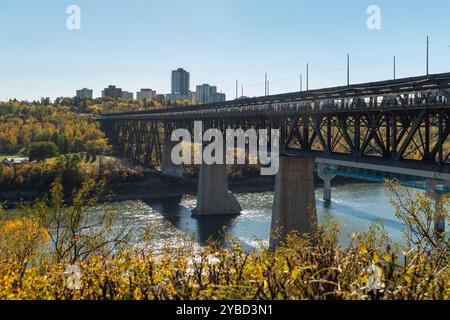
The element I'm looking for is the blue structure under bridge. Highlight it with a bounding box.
[317,165,450,194]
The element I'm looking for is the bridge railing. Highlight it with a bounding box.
[143,94,449,119]
[99,73,450,120]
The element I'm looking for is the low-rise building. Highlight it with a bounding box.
[121,91,134,100]
[1,157,29,167]
[137,88,157,101]
[190,91,197,104]
[155,94,166,104]
[165,93,191,103]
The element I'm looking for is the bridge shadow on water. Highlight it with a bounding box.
[142,197,239,247]
[319,200,404,231]
[140,194,405,249]
[191,215,241,247]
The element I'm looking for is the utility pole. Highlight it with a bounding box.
[306,63,309,91]
[265,73,268,96]
[426,35,430,75]
[393,55,396,80]
[347,54,350,86]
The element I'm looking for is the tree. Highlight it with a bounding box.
[0,219,49,272]
[29,141,58,161]
[32,177,130,263]
[386,180,449,252]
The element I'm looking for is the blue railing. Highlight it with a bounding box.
[316,167,450,194]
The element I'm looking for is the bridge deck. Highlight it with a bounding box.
[99,72,450,121]
[97,73,450,178]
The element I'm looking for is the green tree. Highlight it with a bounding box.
[29,141,58,161]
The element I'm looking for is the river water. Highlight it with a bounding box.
[109,183,407,251]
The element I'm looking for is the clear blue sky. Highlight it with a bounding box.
[1,0,450,101]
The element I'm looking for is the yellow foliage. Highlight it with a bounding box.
[0,219,49,265]
[0,228,447,300]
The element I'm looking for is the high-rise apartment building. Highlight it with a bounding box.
[171,68,190,96]
[76,88,93,99]
[102,85,123,100]
[196,84,226,104]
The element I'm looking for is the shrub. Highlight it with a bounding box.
[0,225,448,300]
[0,219,49,274]
[0,179,448,300]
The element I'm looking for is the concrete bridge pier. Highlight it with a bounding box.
[317,164,337,203]
[192,162,242,216]
[270,157,317,249]
[161,138,183,178]
[426,180,447,237]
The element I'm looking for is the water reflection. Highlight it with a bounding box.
[143,196,184,227]
[320,200,404,231]
[192,215,238,245]
[143,197,239,246]
[106,183,407,251]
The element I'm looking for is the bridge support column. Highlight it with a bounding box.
[317,164,336,203]
[192,163,242,216]
[426,180,447,238]
[270,157,317,249]
[161,138,183,178]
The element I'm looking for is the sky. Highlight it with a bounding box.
[1,0,450,101]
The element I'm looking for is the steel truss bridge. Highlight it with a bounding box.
[98,73,450,180]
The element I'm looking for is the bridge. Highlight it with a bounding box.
[98,73,450,245]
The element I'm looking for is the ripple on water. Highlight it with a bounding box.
[94,183,406,252]
[106,200,200,254]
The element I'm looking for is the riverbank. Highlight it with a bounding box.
[99,169,365,203]
[0,169,366,208]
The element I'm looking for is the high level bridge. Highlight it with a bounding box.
[98,73,450,244]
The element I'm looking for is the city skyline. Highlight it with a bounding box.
[0,1,448,305]
[77,68,227,104]
[2,1,450,101]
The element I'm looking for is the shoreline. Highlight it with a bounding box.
[1,170,367,208]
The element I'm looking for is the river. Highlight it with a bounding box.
[107,182,408,251]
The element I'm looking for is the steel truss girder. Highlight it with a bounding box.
[281,109,449,172]
[100,109,449,174]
